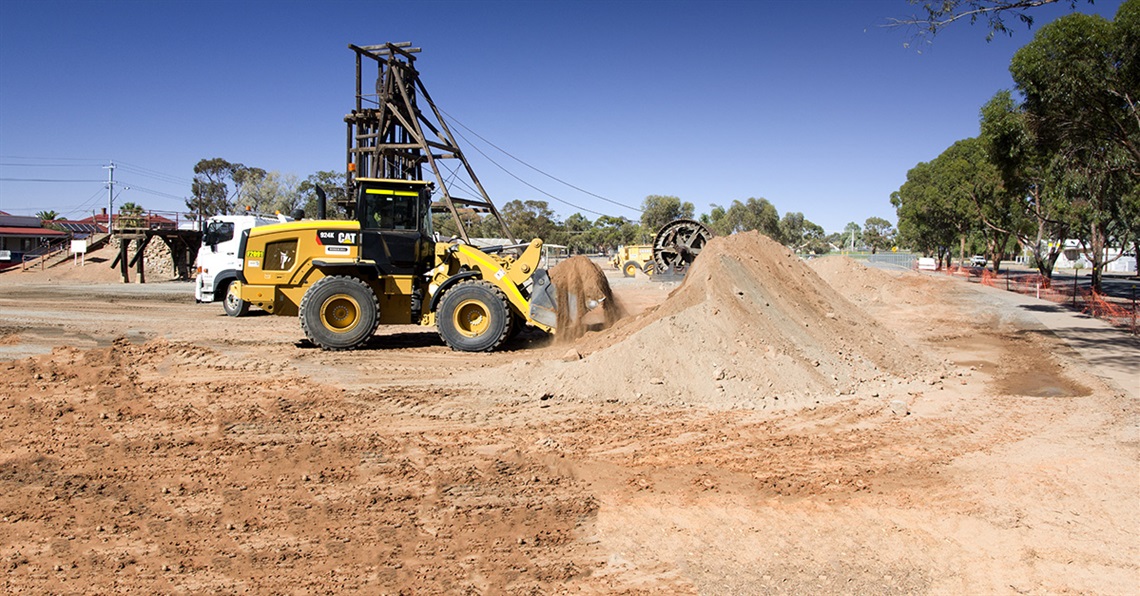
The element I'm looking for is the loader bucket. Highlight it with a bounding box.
[541,256,621,342]
[529,269,558,329]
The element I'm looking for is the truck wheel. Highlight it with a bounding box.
[300,276,379,350]
[222,280,250,317]
[437,280,511,352]
[622,260,640,277]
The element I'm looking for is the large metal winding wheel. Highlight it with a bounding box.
[652,219,713,275]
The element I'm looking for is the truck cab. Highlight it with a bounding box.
[195,212,290,316]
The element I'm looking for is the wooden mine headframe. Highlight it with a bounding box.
[345,42,514,243]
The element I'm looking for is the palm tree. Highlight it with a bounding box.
[119,202,145,229]
[35,210,59,222]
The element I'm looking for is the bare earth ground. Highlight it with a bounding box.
[0,237,1136,594]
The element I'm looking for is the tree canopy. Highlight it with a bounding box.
[888,0,1094,41]
[893,2,1138,286]
[640,195,694,231]
[1011,2,1139,287]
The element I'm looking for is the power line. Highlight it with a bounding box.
[443,125,608,217]
[1,157,192,186]
[459,139,608,217]
[440,108,643,214]
[0,162,97,167]
[116,160,193,185]
[0,155,105,163]
[118,181,186,201]
[0,177,105,182]
[59,187,111,219]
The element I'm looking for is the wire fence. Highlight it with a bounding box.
[866,251,920,270]
[923,263,1139,335]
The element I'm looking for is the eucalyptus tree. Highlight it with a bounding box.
[862,217,897,255]
[1010,2,1139,288]
[979,90,1071,277]
[640,195,694,232]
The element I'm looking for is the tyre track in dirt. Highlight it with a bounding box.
[0,252,1136,593]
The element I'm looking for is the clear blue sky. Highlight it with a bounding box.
[0,0,1124,233]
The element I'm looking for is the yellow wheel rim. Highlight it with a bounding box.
[320,294,361,333]
[453,298,490,338]
[625,263,638,276]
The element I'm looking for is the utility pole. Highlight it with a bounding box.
[104,161,116,235]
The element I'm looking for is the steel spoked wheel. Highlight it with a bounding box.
[653,219,713,275]
[300,275,379,350]
[223,280,250,317]
[437,280,511,352]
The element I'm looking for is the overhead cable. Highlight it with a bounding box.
[446,127,607,217]
[440,108,642,214]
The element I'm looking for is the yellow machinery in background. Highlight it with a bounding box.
[611,244,655,277]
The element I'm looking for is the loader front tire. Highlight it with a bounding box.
[222,280,250,317]
[437,280,511,352]
[300,275,379,351]
[622,260,640,278]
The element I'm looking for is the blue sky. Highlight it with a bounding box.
[0,0,1124,232]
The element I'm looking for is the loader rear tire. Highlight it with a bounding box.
[437,280,511,352]
[622,261,640,278]
[222,280,250,317]
[300,275,379,351]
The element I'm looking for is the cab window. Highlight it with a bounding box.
[362,189,418,231]
[205,221,234,245]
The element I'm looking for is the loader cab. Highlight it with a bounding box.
[355,178,435,275]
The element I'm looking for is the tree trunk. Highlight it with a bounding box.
[1043,249,1061,280]
[989,230,1009,274]
[959,235,966,268]
[1087,222,1106,293]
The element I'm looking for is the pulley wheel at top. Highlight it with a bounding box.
[652,219,713,276]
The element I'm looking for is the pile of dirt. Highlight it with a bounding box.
[808,255,926,306]
[500,232,928,409]
[548,256,622,342]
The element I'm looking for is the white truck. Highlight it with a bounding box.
[194,213,291,316]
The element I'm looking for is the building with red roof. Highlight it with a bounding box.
[0,211,70,269]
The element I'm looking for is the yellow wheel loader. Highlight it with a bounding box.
[233,42,611,351]
[611,244,655,277]
[236,178,561,352]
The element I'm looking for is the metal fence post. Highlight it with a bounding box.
[1073,269,1078,307]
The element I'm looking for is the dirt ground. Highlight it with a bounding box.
[0,235,1136,594]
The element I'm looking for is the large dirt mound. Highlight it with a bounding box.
[503,232,925,410]
[808,255,929,307]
